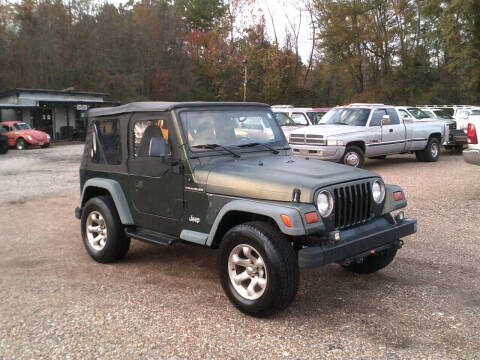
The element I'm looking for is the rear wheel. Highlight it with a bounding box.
[343,247,397,274]
[81,196,130,263]
[341,145,365,168]
[15,138,27,150]
[416,137,440,162]
[219,221,299,317]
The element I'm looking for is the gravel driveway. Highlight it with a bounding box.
[0,146,479,359]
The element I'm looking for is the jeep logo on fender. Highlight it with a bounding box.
[188,215,200,224]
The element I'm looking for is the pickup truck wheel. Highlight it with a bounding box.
[341,145,365,168]
[81,196,130,263]
[416,137,440,162]
[15,138,27,150]
[343,247,397,274]
[219,221,299,317]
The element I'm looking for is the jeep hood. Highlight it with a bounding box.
[194,155,377,203]
[291,125,366,137]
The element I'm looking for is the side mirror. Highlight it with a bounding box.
[149,137,166,157]
[381,115,391,126]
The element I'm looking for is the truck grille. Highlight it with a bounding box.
[448,123,456,130]
[333,182,372,229]
[289,134,326,145]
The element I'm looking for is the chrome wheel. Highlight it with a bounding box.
[344,151,360,167]
[430,142,439,158]
[228,244,267,300]
[86,211,107,251]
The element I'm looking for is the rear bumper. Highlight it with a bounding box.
[289,144,344,161]
[452,130,467,145]
[463,149,480,165]
[298,217,417,268]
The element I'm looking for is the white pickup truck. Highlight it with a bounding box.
[289,104,446,168]
[463,109,480,165]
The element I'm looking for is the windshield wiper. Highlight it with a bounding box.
[238,142,279,154]
[192,143,240,158]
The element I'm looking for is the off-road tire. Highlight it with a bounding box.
[369,155,387,160]
[416,137,440,162]
[15,138,27,150]
[81,195,130,263]
[219,221,299,317]
[40,143,50,148]
[341,145,365,168]
[343,247,397,274]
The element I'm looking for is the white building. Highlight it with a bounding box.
[0,88,117,141]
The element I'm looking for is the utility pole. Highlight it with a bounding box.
[242,59,247,102]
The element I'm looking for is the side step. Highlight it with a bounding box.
[125,228,178,247]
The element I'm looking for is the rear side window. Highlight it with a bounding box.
[91,118,122,165]
[386,108,400,124]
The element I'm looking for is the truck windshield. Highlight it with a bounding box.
[407,108,430,119]
[274,112,296,126]
[320,108,370,126]
[180,110,286,151]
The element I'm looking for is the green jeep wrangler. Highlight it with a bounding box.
[75,102,417,316]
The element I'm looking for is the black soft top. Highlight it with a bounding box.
[88,101,270,117]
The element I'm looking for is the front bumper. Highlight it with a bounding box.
[298,216,417,268]
[463,149,480,166]
[290,144,345,161]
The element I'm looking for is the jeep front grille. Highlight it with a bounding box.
[289,134,326,145]
[333,182,372,229]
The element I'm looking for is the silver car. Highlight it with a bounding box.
[289,104,446,168]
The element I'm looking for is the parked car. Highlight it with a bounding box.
[463,109,480,165]
[75,101,416,316]
[417,105,480,133]
[0,128,9,154]
[273,111,301,139]
[397,106,466,149]
[272,105,330,126]
[289,104,446,168]
[0,121,51,150]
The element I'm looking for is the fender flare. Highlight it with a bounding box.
[80,178,134,225]
[205,199,310,246]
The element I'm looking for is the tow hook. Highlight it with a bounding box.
[394,211,405,224]
[394,239,404,250]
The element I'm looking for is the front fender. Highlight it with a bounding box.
[205,199,323,246]
[382,184,407,214]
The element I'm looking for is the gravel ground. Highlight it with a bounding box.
[0,146,479,359]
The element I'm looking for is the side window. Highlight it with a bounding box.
[1,125,9,131]
[134,119,170,157]
[91,118,122,165]
[386,108,400,124]
[370,109,387,126]
[398,109,410,119]
[291,113,309,125]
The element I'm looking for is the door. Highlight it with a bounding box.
[32,108,53,138]
[381,108,406,154]
[128,112,184,235]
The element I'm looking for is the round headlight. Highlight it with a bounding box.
[27,135,33,140]
[372,180,385,204]
[316,190,334,217]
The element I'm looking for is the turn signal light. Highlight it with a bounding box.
[304,211,319,224]
[467,123,478,144]
[393,191,403,201]
[281,214,292,227]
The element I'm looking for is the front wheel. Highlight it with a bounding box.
[81,196,130,263]
[219,221,299,317]
[341,145,365,168]
[343,247,397,274]
[15,138,27,150]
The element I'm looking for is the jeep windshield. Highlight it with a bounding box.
[319,108,370,126]
[180,109,287,153]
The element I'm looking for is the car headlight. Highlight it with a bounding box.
[46,134,50,140]
[327,138,344,146]
[27,135,33,141]
[316,190,334,217]
[372,180,385,204]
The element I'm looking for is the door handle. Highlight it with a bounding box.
[389,129,393,132]
[135,180,143,190]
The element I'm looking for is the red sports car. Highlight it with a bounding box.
[0,121,51,150]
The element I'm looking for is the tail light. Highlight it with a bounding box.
[467,123,478,144]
